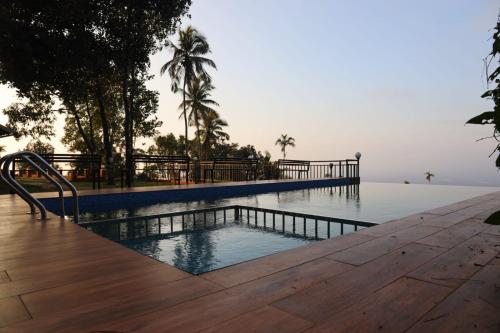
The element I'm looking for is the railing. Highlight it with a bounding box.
[0,151,79,222]
[13,153,102,189]
[196,159,360,182]
[80,204,376,242]
[275,160,360,180]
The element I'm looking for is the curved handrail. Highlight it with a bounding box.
[17,155,66,216]
[19,151,79,223]
[0,154,36,214]
[1,154,48,219]
[0,151,80,223]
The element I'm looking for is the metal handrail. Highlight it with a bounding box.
[12,154,66,215]
[0,151,79,223]
[0,154,39,215]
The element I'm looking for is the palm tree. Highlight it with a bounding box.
[161,26,216,155]
[199,110,229,159]
[275,134,296,159]
[179,76,219,157]
[425,171,435,184]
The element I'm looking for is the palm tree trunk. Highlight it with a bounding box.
[183,76,188,155]
[195,110,201,158]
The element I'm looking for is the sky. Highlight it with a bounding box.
[0,0,499,186]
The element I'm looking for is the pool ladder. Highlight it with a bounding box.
[0,151,79,223]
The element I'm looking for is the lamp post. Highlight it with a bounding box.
[192,156,200,183]
[248,154,255,180]
[354,152,361,180]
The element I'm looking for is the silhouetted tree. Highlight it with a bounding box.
[149,134,179,155]
[199,111,229,159]
[161,26,216,154]
[467,14,500,167]
[180,76,219,157]
[425,171,435,184]
[0,1,191,185]
[275,134,296,159]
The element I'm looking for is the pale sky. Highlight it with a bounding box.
[1,0,499,186]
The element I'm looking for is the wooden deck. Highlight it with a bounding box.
[0,186,499,332]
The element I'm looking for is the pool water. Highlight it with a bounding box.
[80,182,498,274]
[121,224,311,274]
[81,182,497,223]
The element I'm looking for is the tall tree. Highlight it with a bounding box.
[180,76,219,157]
[425,171,435,184]
[161,26,216,155]
[275,134,296,159]
[0,0,191,186]
[467,15,500,166]
[199,110,229,159]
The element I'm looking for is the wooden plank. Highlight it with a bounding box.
[225,258,354,304]
[328,225,441,265]
[0,271,9,284]
[355,213,434,237]
[304,277,452,333]
[482,224,500,237]
[202,232,372,287]
[2,276,221,333]
[416,218,489,249]
[407,233,500,288]
[200,306,313,333]
[5,248,157,282]
[0,296,31,328]
[0,254,168,299]
[272,243,446,323]
[420,211,479,228]
[407,265,500,333]
[78,259,352,333]
[22,264,190,317]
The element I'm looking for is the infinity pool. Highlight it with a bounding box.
[81,182,497,223]
[79,182,497,274]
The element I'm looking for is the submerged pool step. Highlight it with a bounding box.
[79,205,376,242]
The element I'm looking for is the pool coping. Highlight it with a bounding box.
[37,177,354,215]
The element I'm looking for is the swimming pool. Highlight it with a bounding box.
[121,224,312,274]
[80,182,497,223]
[76,182,497,274]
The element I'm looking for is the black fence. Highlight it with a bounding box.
[80,204,375,242]
[124,154,190,186]
[10,152,360,188]
[129,158,360,185]
[12,153,102,189]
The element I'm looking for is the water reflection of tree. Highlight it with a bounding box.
[144,239,162,261]
[173,230,216,274]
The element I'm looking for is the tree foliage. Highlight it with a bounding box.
[0,0,191,185]
[467,15,500,167]
[275,134,296,159]
[161,25,216,153]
